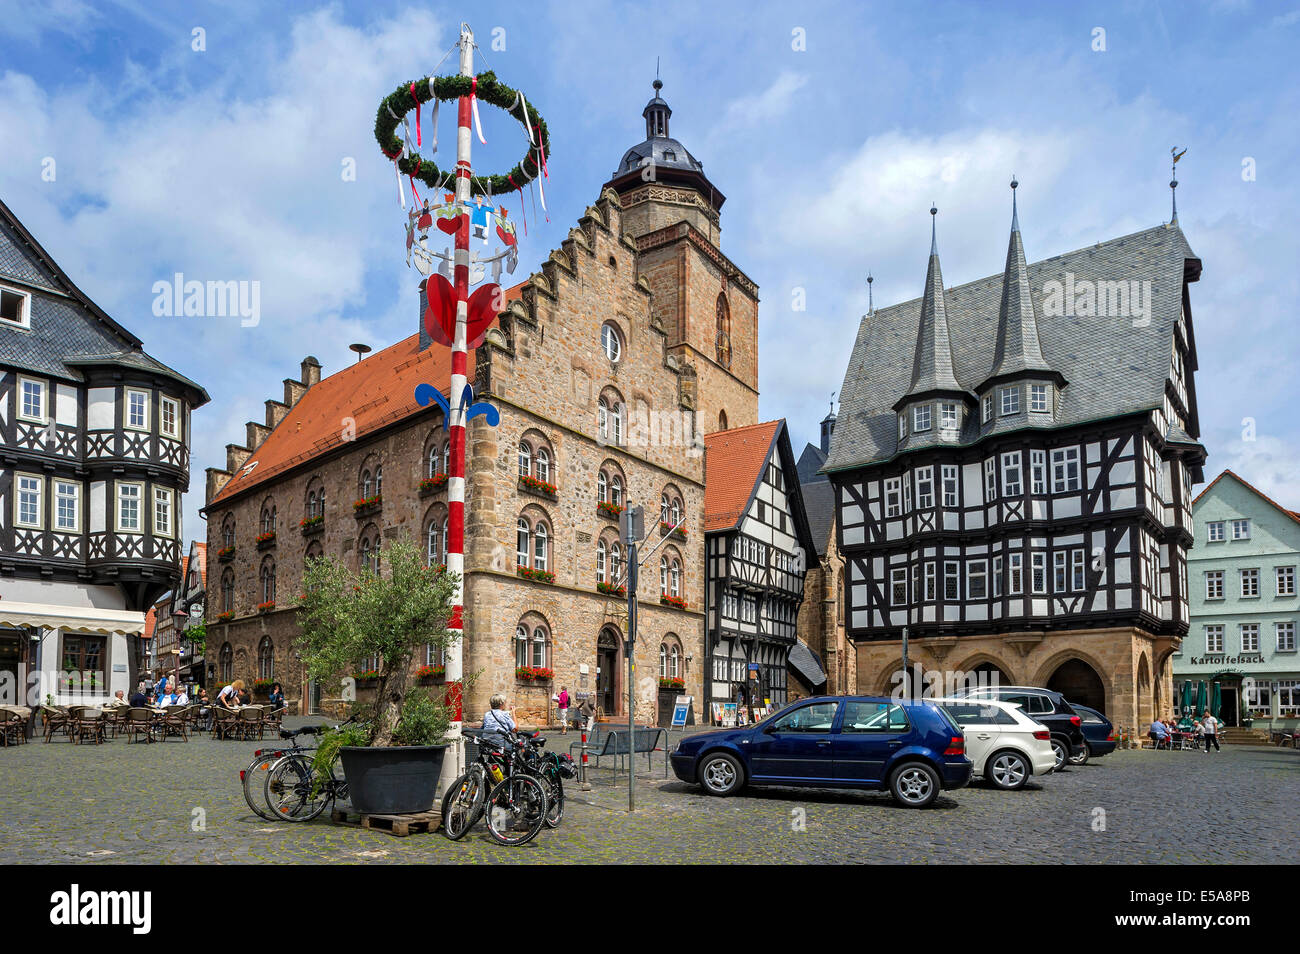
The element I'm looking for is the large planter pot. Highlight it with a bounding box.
[339,745,448,814]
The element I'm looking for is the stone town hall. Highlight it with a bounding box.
[202,81,813,723]
[823,187,1206,732]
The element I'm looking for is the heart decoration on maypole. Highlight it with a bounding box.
[376,24,552,784]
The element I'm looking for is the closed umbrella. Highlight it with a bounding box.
[1196,681,1208,716]
[1183,680,1193,716]
[1212,682,1222,720]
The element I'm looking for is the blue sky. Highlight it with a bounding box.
[2,0,1298,542]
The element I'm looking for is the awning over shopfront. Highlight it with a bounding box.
[0,601,146,636]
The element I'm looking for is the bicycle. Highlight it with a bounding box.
[442,731,548,845]
[517,731,577,828]
[240,724,329,820]
[261,718,357,823]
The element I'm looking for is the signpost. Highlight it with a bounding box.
[620,505,643,812]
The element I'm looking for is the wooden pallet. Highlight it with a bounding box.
[330,808,441,837]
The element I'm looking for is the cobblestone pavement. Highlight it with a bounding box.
[1,718,1295,864]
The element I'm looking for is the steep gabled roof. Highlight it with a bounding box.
[704,420,781,532]
[981,186,1056,388]
[899,211,967,404]
[1192,469,1300,527]
[828,222,1200,472]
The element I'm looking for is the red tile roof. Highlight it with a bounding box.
[703,420,781,532]
[209,283,521,505]
[143,607,157,641]
[1192,468,1300,526]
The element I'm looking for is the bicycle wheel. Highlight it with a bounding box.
[264,754,329,822]
[540,767,564,828]
[242,749,288,821]
[440,767,486,840]
[484,775,547,846]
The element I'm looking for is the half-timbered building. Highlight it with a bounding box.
[704,419,816,719]
[824,187,1206,730]
[0,198,208,705]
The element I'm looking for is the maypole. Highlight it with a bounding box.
[375,22,552,793]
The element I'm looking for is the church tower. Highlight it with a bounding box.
[604,77,759,433]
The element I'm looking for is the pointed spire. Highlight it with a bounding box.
[1170,147,1186,225]
[985,178,1053,383]
[903,205,965,399]
[866,272,874,315]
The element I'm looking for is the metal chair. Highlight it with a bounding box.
[73,709,106,745]
[124,707,154,744]
[160,706,190,742]
[41,705,69,743]
[238,706,265,741]
[212,707,237,740]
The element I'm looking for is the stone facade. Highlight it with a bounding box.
[794,521,855,698]
[852,626,1177,735]
[204,161,760,727]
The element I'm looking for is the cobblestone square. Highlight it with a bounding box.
[1,718,1295,864]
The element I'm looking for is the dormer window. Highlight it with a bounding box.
[982,394,993,424]
[0,284,31,328]
[999,386,1020,416]
[913,405,932,432]
[939,403,958,430]
[1029,384,1049,413]
[898,414,908,439]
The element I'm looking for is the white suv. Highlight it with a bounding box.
[932,698,1057,790]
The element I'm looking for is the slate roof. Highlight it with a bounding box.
[901,214,968,403]
[788,640,827,688]
[208,284,518,506]
[826,221,1201,472]
[0,197,208,404]
[800,478,836,558]
[796,442,828,485]
[982,193,1055,386]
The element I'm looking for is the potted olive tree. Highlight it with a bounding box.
[296,537,460,814]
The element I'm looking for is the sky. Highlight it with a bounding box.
[2,0,1298,544]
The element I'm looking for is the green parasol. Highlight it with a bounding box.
[1182,680,1194,716]
[1212,682,1222,719]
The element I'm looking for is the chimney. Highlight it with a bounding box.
[300,356,322,387]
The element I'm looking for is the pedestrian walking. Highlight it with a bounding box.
[578,695,596,733]
[556,685,570,734]
[1201,710,1221,753]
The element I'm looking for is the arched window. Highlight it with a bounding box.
[601,322,622,362]
[516,518,530,568]
[307,491,317,518]
[671,558,681,597]
[598,392,626,445]
[221,515,236,548]
[660,634,683,677]
[611,475,623,507]
[258,636,274,680]
[515,624,529,668]
[670,641,681,677]
[219,642,233,682]
[660,555,669,596]
[597,470,608,502]
[426,517,442,566]
[715,292,732,369]
[442,442,450,476]
[259,558,276,603]
[375,465,383,497]
[660,493,670,523]
[427,444,440,478]
[596,538,607,582]
[260,500,276,534]
[513,619,551,670]
[305,541,323,568]
[610,542,623,582]
[719,409,728,431]
[671,497,681,526]
[518,440,532,478]
[221,568,234,613]
[659,642,668,677]
[534,447,550,484]
[361,469,373,498]
[530,625,549,668]
[533,521,549,572]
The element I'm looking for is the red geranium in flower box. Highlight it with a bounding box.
[516,566,555,584]
[419,474,448,495]
[660,594,688,610]
[257,600,276,614]
[597,500,624,519]
[515,666,554,682]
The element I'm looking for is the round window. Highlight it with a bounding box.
[601,323,622,362]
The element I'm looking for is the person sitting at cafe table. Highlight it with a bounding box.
[105,689,130,709]
[267,682,285,709]
[1147,718,1170,749]
[217,680,245,708]
[129,685,148,707]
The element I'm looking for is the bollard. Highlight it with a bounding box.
[579,727,592,791]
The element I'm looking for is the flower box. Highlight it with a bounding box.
[597,500,624,520]
[419,474,448,496]
[660,521,687,541]
[597,581,627,598]
[299,515,324,535]
[255,531,276,549]
[353,669,380,687]
[660,594,688,611]
[256,600,276,614]
[416,664,446,683]
[515,666,554,682]
[215,611,234,623]
[516,566,555,584]
[518,474,558,501]
[658,676,685,691]
[217,546,235,562]
[353,494,383,517]
[252,678,274,693]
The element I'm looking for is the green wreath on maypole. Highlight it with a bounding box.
[373,70,552,197]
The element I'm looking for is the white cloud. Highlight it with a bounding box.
[1208,434,1300,508]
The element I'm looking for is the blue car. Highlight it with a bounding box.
[670,695,972,808]
[1069,703,1117,761]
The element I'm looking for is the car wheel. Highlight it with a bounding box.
[698,752,744,797]
[889,762,940,808]
[1049,737,1070,770]
[986,750,1030,790]
[1068,741,1091,766]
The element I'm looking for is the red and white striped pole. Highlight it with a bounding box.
[441,22,475,788]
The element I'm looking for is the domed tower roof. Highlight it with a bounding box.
[604,77,725,211]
